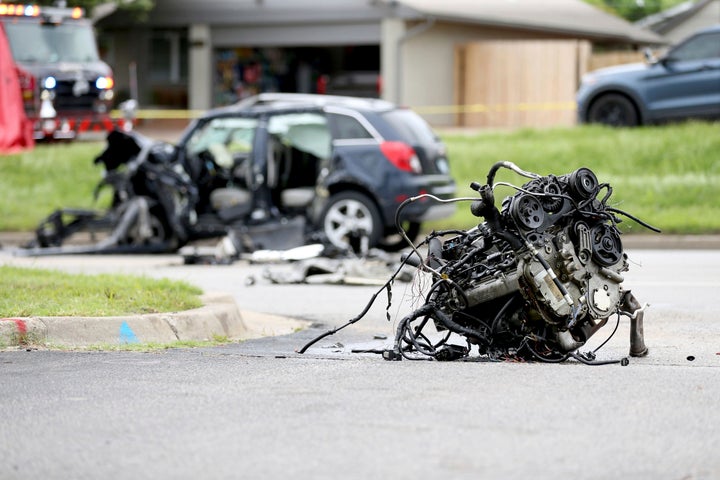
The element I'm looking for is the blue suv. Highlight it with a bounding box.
[577,25,720,126]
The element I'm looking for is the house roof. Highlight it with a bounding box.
[634,0,717,34]
[117,0,388,27]
[395,0,665,44]
[100,0,664,45]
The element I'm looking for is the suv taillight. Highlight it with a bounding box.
[380,141,422,174]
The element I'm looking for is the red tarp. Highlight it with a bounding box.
[0,23,33,154]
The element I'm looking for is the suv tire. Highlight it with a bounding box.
[320,191,382,249]
[588,94,638,127]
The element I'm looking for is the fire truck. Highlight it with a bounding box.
[0,3,127,140]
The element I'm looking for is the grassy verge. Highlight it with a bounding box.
[0,141,108,231]
[0,265,203,317]
[431,122,720,234]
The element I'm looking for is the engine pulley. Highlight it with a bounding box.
[510,194,545,230]
[540,179,563,212]
[567,168,599,200]
[591,223,623,266]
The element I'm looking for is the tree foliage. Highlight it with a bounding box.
[582,0,692,22]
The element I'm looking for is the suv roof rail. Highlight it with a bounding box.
[235,93,395,111]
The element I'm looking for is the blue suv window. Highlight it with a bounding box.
[669,32,720,61]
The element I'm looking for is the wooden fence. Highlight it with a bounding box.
[454,40,641,129]
[588,50,644,71]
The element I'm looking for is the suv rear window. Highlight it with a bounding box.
[327,113,373,140]
[381,109,440,146]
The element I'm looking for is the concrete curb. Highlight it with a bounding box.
[0,293,308,348]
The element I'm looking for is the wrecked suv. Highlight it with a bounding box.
[29,93,456,254]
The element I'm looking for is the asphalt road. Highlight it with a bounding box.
[1,248,719,479]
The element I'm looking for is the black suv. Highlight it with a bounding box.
[177,93,456,250]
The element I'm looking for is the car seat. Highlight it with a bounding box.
[278,123,331,209]
[208,136,254,220]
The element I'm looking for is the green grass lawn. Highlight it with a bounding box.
[0,265,202,317]
[1,122,718,234]
[0,141,109,231]
[431,122,720,234]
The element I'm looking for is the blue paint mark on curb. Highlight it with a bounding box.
[119,321,139,344]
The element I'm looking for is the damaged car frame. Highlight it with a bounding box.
[300,161,660,364]
[25,94,456,255]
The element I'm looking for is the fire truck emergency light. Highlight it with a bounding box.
[95,76,114,90]
[0,4,39,16]
[0,4,84,18]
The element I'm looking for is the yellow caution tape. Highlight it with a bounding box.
[110,109,205,120]
[111,101,577,120]
[413,102,577,115]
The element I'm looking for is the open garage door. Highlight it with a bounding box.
[213,45,380,106]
